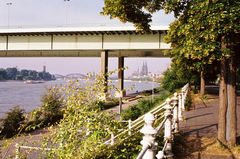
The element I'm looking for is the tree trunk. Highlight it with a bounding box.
[218,58,228,144]
[200,70,205,96]
[226,54,237,146]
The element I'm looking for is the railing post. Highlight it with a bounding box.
[139,113,157,159]
[163,98,174,158]
[128,119,132,135]
[110,133,115,145]
[181,88,186,111]
[156,150,164,159]
[178,93,183,121]
[171,93,179,133]
[15,143,20,159]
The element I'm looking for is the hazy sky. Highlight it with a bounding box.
[0,0,175,76]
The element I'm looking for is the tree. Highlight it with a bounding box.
[102,0,240,146]
[0,69,7,80]
[6,67,18,80]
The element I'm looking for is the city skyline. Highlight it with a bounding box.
[0,57,171,76]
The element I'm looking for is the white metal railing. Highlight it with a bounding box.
[104,101,166,145]
[137,83,189,159]
[14,84,189,158]
[15,144,52,159]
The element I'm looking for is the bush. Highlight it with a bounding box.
[0,106,25,138]
[160,61,198,93]
[21,87,64,132]
[121,89,171,120]
[45,75,123,158]
[97,98,119,110]
[121,104,142,120]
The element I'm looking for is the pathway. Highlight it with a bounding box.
[177,91,240,159]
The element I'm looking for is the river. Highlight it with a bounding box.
[0,80,159,117]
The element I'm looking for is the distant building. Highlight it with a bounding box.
[132,67,140,77]
[128,62,163,81]
[140,62,148,77]
[130,62,149,78]
[43,65,46,72]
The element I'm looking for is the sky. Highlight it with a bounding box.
[0,0,175,76]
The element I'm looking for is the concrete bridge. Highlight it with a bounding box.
[0,26,170,94]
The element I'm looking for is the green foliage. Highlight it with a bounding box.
[121,90,170,120]
[121,104,142,121]
[0,67,55,81]
[21,87,64,132]
[0,68,7,80]
[0,106,25,138]
[45,75,123,158]
[160,61,198,93]
[0,87,64,138]
[102,0,189,31]
[95,132,143,159]
[97,98,119,110]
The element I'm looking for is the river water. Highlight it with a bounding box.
[0,80,159,117]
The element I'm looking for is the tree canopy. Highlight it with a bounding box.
[103,0,240,146]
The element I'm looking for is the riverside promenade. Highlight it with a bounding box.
[178,88,240,159]
[1,87,240,158]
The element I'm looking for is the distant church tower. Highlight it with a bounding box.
[43,65,46,72]
[140,62,149,76]
[145,62,148,76]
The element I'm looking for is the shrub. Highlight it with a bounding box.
[21,87,64,132]
[45,75,123,158]
[0,106,25,138]
[121,89,171,120]
[121,104,142,120]
[97,98,119,110]
[40,87,64,123]
[160,61,198,93]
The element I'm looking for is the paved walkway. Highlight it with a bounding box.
[178,93,240,159]
[180,95,219,137]
[180,94,240,138]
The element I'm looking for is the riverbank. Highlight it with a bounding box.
[0,88,152,158]
[0,80,159,118]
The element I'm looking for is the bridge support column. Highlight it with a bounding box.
[118,56,125,96]
[101,50,108,94]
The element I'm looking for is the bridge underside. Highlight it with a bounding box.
[0,26,170,100]
[0,49,166,57]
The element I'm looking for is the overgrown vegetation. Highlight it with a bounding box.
[20,87,64,132]
[160,60,198,93]
[97,98,119,110]
[0,106,25,138]
[0,86,64,139]
[1,70,189,158]
[45,75,124,158]
[121,88,171,120]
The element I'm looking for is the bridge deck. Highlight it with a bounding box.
[0,26,170,57]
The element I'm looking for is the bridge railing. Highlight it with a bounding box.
[136,83,189,159]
